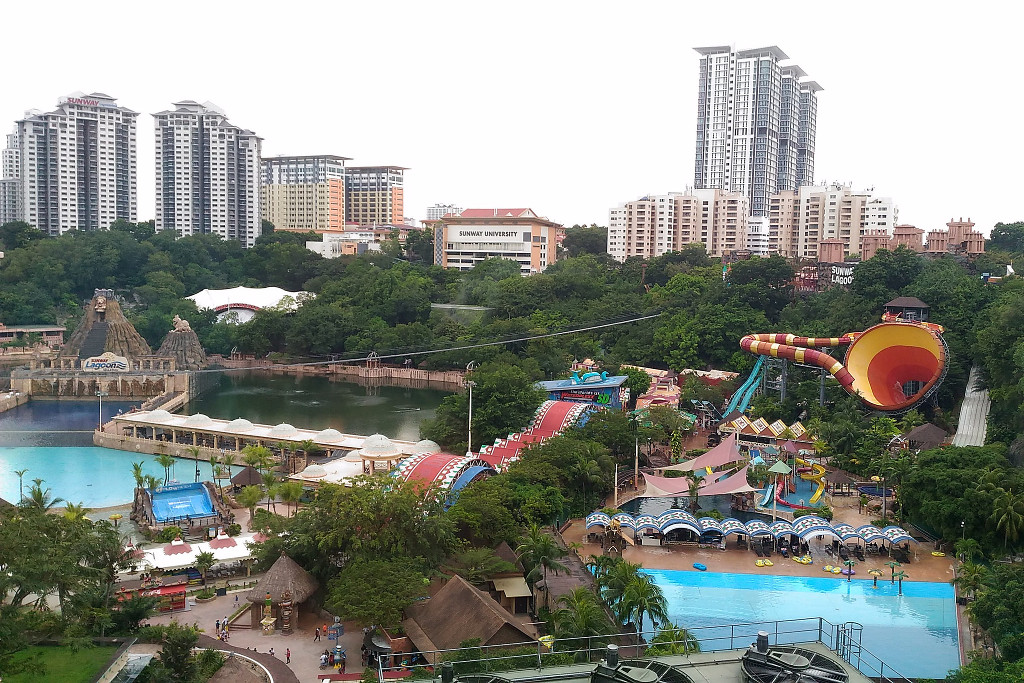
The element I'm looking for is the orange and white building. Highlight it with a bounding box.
[432,208,562,273]
[261,155,349,233]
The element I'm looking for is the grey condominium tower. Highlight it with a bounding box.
[6,93,137,234]
[693,46,821,217]
[154,101,262,247]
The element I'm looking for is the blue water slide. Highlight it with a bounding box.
[724,355,766,415]
[759,483,774,507]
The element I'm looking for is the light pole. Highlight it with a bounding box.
[466,362,477,457]
[872,474,887,521]
[96,390,109,431]
[961,520,965,540]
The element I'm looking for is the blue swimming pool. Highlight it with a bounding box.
[645,569,959,680]
[150,482,215,522]
[0,447,214,508]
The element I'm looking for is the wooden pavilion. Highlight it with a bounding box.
[244,553,318,634]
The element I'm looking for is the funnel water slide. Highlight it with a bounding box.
[739,322,947,412]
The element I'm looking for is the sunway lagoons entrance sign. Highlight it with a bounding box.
[83,352,129,371]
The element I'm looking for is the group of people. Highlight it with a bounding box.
[214,616,230,642]
[320,649,345,671]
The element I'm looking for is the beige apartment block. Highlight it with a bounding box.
[607,189,749,260]
[432,208,561,273]
[261,179,345,233]
[768,184,896,259]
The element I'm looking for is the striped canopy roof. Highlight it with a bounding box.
[584,512,918,544]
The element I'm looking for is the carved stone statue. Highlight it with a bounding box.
[171,315,192,333]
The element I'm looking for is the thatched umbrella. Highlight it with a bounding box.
[231,466,263,488]
[244,553,319,632]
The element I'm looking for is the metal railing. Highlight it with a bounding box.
[374,617,913,683]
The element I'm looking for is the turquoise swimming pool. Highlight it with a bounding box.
[646,569,959,680]
[0,447,212,508]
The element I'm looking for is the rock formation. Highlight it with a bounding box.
[60,290,152,360]
[156,316,208,370]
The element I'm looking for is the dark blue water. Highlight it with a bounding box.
[0,399,142,446]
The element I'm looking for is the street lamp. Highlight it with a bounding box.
[96,390,109,430]
[465,362,477,457]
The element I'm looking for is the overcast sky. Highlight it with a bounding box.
[4,1,1020,235]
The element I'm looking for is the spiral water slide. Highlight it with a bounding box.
[739,322,947,412]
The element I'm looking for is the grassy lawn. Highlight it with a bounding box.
[5,645,118,683]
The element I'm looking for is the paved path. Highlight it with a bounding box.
[148,587,366,683]
[952,366,990,447]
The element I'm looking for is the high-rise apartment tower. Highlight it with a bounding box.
[10,93,137,234]
[694,46,821,216]
[345,166,405,225]
[154,101,262,246]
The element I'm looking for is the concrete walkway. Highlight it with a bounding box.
[952,366,990,447]
[147,587,367,683]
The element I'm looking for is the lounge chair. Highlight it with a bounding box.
[854,546,866,561]
[763,544,772,557]
[839,546,849,561]
[754,546,764,557]
[824,544,834,557]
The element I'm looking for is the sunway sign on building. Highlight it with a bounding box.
[59,96,117,108]
[452,227,528,242]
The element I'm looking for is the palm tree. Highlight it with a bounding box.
[261,472,278,511]
[14,468,28,502]
[843,559,856,582]
[893,569,907,595]
[621,573,669,636]
[130,461,145,489]
[952,562,987,602]
[22,481,65,511]
[886,560,901,583]
[954,538,983,564]
[143,474,161,491]
[154,454,176,486]
[194,550,216,586]
[571,455,604,514]
[597,560,643,619]
[276,441,292,474]
[551,587,614,659]
[516,524,568,609]
[278,481,304,517]
[236,485,263,530]
[646,622,701,656]
[63,502,91,522]
[209,453,220,484]
[586,554,620,583]
[221,452,235,481]
[990,488,1024,559]
[243,444,275,473]
[685,472,702,512]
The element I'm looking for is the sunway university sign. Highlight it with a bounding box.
[83,352,129,371]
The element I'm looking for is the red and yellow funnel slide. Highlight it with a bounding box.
[739,322,946,412]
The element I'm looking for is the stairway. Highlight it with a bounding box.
[78,322,110,359]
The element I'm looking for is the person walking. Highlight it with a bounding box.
[286,648,291,664]
[269,647,275,658]
[314,627,321,641]
[215,619,220,632]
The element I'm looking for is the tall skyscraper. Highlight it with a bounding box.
[0,127,20,225]
[694,46,821,216]
[261,155,350,233]
[10,93,137,234]
[345,166,405,225]
[154,101,262,246]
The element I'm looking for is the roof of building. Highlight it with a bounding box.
[536,374,629,391]
[262,154,352,163]
[903,423,948,448]
[231,466,263,487]
[403,575,535,652]
[244,553,318,605]
[187,286,312,312]
[884,296,929,309]
[458,208,536,219]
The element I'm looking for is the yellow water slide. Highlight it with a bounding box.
[796,458,827,505]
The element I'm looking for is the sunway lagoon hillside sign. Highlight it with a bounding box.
[83,351,129,371]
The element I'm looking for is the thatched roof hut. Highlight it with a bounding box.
[232,466,264,487]
[245,554,318,605]
[403,575,534,652]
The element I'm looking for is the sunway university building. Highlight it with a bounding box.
[430,208,563,274]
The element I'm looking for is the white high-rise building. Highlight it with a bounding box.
[694,46,822,216]
[154,101,262,247]
[0,127,20,225]
[607,189,750,261]
[425,203,462,221]
[11,93,137,234]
